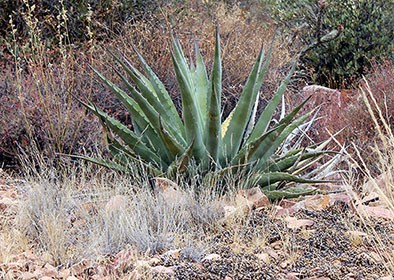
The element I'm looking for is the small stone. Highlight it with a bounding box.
[285,217,314,229]
[266,248,279,259]
[256,253,270,264]
[66,276,79,280]
[270,240,283,250]
[20,272,35,280]
[134,260,151,268]
[163,249,181,260]
[43,263,58,278]
[279,261,288,269]
[148,257,161,266]
[244,187,270,209]
[202,254,221,262]
[286,272,301,280]
[59,268,71,278]
[151,265,175,275]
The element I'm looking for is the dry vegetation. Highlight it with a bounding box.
[0,1,393,279]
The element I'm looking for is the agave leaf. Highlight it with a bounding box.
[117,70,187,148]
[264,186,318,200]
[221,47,265,163]
[171,35,194,90]
[247,98,309,166]
[253,171,330,188]
[194,42,210,127]
[172,52,206,160]
[206,28,222,165]
[158,116,185,161]
[252,99,312,167]
[73,155,131,172]
[89,66,168,152]
[231,125,281,165]
[84,101,164,167]
[167,140,195,177]
[266,150,330,172]
[248,60,297,142]
[244,93,259,142]
[131,46,184,133]
[256,113,312,169]
[114,53,186,138]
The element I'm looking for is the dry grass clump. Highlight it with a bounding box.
[8,153,237,266]
[332,60,394,174]
[341,80,394,272]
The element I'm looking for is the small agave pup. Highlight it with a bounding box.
[78,29,334,199]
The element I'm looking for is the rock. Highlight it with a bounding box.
[20,272,35,280]
[279,260,289,269]
[304,195,331,211]
[286,272,301,280]
[270,240,283,250]
[150,265,175,275]
[59,268,71,278]
[153,177,188,207]
[148,257,161,266]
[256,253,270,264]
[66,276,79,280]
[346,230,368,246]
[202,254,221,262]
[357,205,394,220]
[243,187,270,209]
[0,196,17,212]
[134,260,151,268]
[105,195,129,214]
[234,192,253,214]
[301,85,346,142]
[43,263,58,278]
[379,276,393,280]
[163,249,181,260]
[285,216,314,229]
[70,259,93,276]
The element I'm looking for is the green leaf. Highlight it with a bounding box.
[206,28,222,166]
[248,59,297,142]
[193,42,209,128]
[221,47,265,163]
[115,51,185,138]
[264,186,318,200]
[253,171,330,188]
[252,99,312,167]
[167,140,195,177]
[231,126,281,165]
[172,52,206,160]
[82,101,165,168]
[266,151,329,172]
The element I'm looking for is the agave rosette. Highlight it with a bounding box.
[78,29,333,199]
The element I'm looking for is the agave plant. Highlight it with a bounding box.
[78,29,333,199]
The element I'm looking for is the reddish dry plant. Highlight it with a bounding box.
[331,60,394,175]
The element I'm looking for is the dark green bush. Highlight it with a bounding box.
[0,0,176,44]
[266,0,394,87]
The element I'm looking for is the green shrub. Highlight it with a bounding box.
[267,0,394,87]
[0,0,176,44]
[79,29,333,199]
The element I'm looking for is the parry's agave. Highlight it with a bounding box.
[79,29,333,199]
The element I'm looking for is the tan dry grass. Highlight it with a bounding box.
[339,79,394,272]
